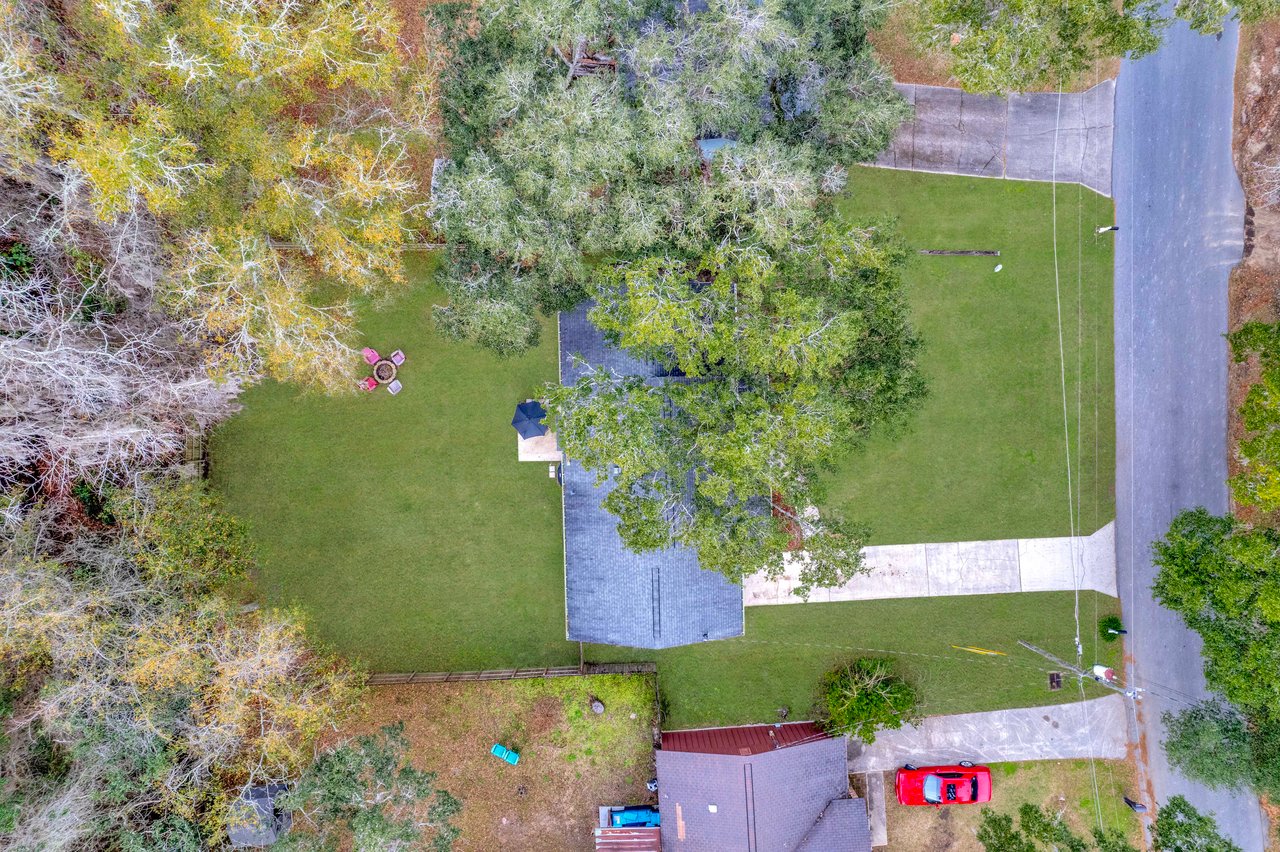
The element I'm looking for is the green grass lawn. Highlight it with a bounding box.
[588,591,1123,730]
[209,255,577,672]
[212,168,1119,721]
[828,168,1115,544]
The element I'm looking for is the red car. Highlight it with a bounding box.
[895,762,992,806]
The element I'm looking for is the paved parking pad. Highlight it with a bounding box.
[875,81,1115,196]
[848,694,1129,773]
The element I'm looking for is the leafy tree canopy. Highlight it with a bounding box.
[1227,321,1280,511]
[279,723,461,852]
[1161,700,1254,792]
[817,657,919,744]
[547,221,923,589]
[1151,795,1243,852]
[1151,508,1280,711]
[976,804,1138,852]
[3,0,432,390]
[429,0,910,354]
[912,0,1278,94]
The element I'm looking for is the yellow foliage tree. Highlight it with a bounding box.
[0,481,365,844]
[4,0,432,391]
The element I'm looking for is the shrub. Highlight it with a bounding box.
[1098,614,1125,642]
[818,657,918,744]
[71,481,115,524]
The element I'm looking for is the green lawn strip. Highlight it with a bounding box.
[210,254,576,672]
[828,168,1115,544]
[587,592,1123,729]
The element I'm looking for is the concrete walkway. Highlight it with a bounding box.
[745,522,1116,605]
[848,694,1129,773]
[874,81,1115,196]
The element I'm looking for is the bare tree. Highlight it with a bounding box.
[1253,155,1280,209]
[0,179,237,495]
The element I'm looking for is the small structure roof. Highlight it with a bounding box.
[559,303,745,649]
[655,727,868,852]
[661,721,829,756]
[227,784,291,848]
[594,825,662,851]
[695,137,738,161]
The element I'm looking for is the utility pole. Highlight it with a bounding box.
[1018,640,1142,699]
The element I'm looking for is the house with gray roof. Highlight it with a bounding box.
[559,303,745,649]
[654,722,871,851]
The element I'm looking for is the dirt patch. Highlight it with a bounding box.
[1262,795,1280,851]
[869,6,958,88]
[1229,20,1280,523]
[329,675,657,851]
[869,6,1118,93]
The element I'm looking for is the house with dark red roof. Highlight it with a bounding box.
[654,722,872,851]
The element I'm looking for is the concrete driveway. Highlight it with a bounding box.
[744,523,1117,604]
[875,82,1115,195]
[847,695,1129,774]
[1113,15,1267,849]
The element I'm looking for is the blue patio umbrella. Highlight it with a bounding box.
[511,400,548,438]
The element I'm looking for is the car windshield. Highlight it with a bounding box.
[923,775,942,803]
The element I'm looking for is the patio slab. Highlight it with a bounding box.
[518,431,560,462]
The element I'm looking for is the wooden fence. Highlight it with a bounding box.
[367,661,656,686]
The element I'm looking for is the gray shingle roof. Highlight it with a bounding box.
[655,734,866,852]
[796,797,872,852]
[559,303,744,649]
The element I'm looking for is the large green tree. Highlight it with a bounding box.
[547,220,923,589]
[429,0,909,354]
[1151,508,1280,711]
[1150,796,1242,852]
[1151,508,1280,799]
[1162,700,1254,792]
[818,658,919,744]
[912,0,1277,94]
[279,724,461,852]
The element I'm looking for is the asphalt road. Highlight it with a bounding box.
[1113,16,1266,849]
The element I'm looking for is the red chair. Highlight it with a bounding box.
[362,347,380,366]
[390,349,405,366]
[359,376,378,391]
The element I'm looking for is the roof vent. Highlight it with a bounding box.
[707,804,718,814]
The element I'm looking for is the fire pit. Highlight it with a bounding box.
[373,359,397,384]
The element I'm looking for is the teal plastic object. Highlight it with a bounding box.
[490,743,520,765]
